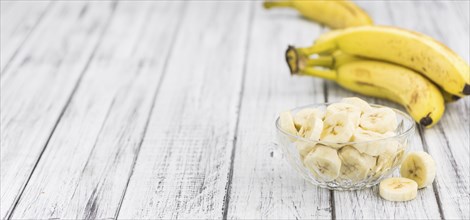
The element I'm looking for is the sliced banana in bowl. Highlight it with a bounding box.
[360,107,398,134]
[303,145,342,181]
[338,146,376,182]
[321,112,356,144]
[275,97,416,190]
[351,128,397,156]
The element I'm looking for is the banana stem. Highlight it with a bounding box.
[263,1,293,9]
[305,56,334,68]
[300,67,337,81]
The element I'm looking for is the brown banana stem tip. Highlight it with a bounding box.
[285,46,299,75]
[419,113,433,127]
[451,95,461,101]
[463,84,470,95]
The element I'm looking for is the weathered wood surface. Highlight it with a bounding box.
[0,1,51,73]
[0,1,469,219]
[10,2,183,219]
[117,1,252,219]
[225,5,331,220]
[1,2,115,219]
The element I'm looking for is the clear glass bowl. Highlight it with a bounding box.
[275,103,415,190]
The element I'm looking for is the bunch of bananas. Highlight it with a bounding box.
[265,0,470,127]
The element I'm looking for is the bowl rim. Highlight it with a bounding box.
[275,103,416,145]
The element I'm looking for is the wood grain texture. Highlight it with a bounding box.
[0,1,51,73]
[225,5,332,220]
[9,2,184,219]
[0,2,115,219]
[117,1,252,219]
[420,98,470,220]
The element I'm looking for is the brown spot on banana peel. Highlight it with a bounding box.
[286,46,299,74]
[355,81,376,87]
[419,112,433,127]
[463,84,470,95]
[406,104,411,111]
[410,91,419,105]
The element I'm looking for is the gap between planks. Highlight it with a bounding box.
[113,3,188,219]
[221,2,255,219]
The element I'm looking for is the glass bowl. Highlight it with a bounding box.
[275,103,415,190]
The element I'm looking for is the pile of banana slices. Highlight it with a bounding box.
[279,97,436,201]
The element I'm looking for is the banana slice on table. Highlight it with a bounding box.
[400,152,436,188]
[321,112,356,144]
[326,103,361,126]
[279,111,298,136]
[303,145,341,181]
[299,114,324,141]
[352,128,397,156]
[294,108,325,129]
[340,97,372,114]
[379,177,418,202]
[360,107,398,133]
[338,146,376,181]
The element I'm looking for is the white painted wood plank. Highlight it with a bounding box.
[0,2,115,219]
[117,1,252,219]
[0,0,51,73]
[421,98,470,220]
[226,4,332,220]
[10,2,184,219]
[327,1,443,219]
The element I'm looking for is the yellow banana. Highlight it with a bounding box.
[286,50,445,127]
[263,0,373,29]
[296,26,470,96]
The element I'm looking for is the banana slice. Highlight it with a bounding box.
[360,107,398,133]
[352,128,397,156]
[400,152,436,188]
[279,111,298,136]
[341,97,372,114]
[379,177,418,201]
[303,145,341,181]
[294,108,325,129]
[295,140,316,159]
[321,112,356,143]
[338,146,376,181]
[326,103,361,126]
[299,114,324,141]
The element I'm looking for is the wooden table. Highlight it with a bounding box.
[1,1,469,219]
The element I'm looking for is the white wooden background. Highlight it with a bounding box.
[1,1,469,219]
